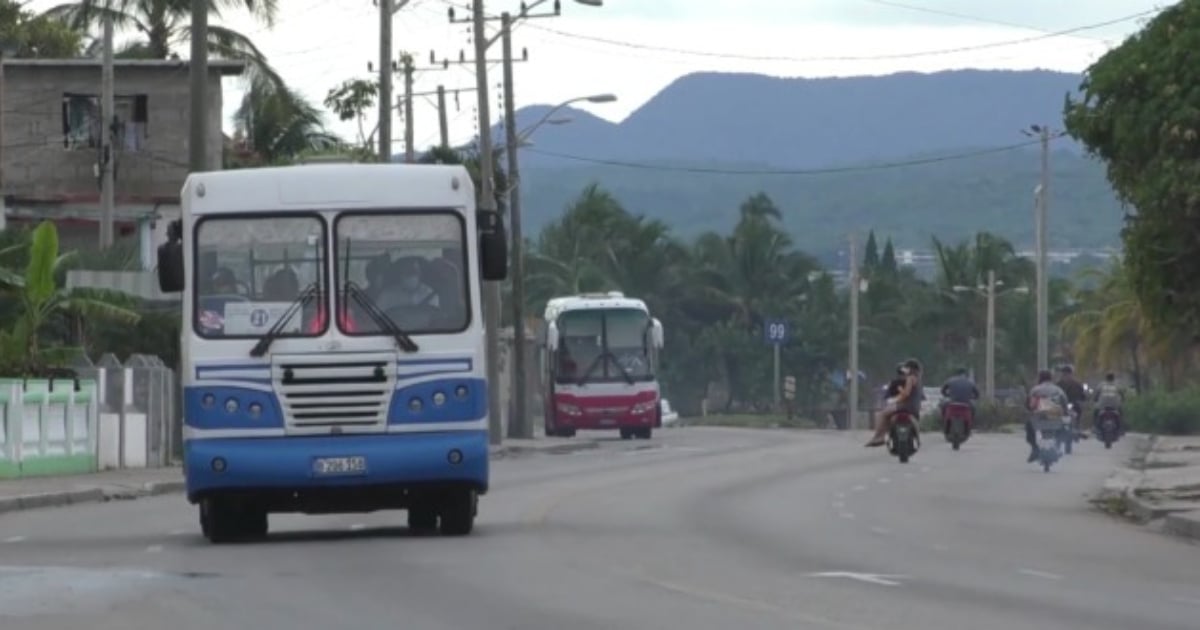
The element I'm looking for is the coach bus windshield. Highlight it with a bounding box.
[555,308,654,385]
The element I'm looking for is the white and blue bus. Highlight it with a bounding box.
[156,163,507,543]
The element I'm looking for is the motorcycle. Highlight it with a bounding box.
[1032,415,1070,472]
[888,411,919,463]
[1096,407,1121,449]
[942,402,973,451]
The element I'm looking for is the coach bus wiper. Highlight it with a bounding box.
[249,283,320,358]
[345,282,419,353]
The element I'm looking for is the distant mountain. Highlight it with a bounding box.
[442,69,1122,256]
[500,69,1085,168]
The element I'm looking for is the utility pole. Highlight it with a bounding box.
[500,12,530,439]
[1036,126,1050,371]
[848,234,860,431]
[403,55,414,162]
[467,0,504,446]
[99,16,115,248]
[985,269,996,402]
[378,0,394,162]
[436,85,449,148]
[188,0,207,173]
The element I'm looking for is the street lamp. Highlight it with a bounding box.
[507,92,618,438]
[953,270,1030,401]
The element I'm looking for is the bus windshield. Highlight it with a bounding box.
[193,215,326,338]
[334,211,470,335]
[555,308,654,385]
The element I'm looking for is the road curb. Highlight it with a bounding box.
[490,439,600,458]
[1164,510,1200,542]
[0,488,106,515]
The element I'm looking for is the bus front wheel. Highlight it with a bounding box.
[439,489,477,536]
[200,498,268,543]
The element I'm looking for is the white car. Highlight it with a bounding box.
[661,399,681,427]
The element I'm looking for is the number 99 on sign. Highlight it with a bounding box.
[764,319,788,345]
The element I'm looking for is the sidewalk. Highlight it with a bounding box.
[1094,434,1200,542]
[0,435,598,516]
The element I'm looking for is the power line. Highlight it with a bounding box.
[521,7,1158,63]
[857,0,1108,41]
[522,138,1056,176]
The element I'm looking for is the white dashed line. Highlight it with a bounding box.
[877,477,891,484]
[932,544,949,552]
[349,523,367,531]
[145,545,163,553]
[870,526,890,535]
[852,485,867,492]
[834,492,846,499]
[839,512,856,520]
[920,466,932,473]
[1171,596,1200,607]
[169,529,189,536]
[903,472,914,479]
[832,501,845,509]
[1018,569,1063,581]
[3,536,27,543]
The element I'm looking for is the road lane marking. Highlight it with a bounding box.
[1018,569,1063,581]
[145,545,163,553]
[348,523,367,531]
[809,572,906,586]
[920,466,931,473]
[3,536,26,543]
[169,529,188,536]
[903,472,914,478]
[932,544,949,551]
[870,526,890,535]
[832,501,845,509]
[620,569,872,629]
[834,492,846,499]
[852,485,867,492]
[838,512,856,520]
[1171,596,1200,607]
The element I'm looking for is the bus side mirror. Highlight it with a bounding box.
[477,210,508,281]
[546,322,559,352]
[156,219,184,293]
[651,318,664,349]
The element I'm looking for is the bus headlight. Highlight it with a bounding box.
[631,401,657,414]
[432,391,447,406]
[454,385,468,399]
[224,398,239,414]
[409,397,423,412]
[557,403,582,416]
[248,402,263,419]
[201,393,216,409]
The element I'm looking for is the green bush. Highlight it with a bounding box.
[1124,388,1200,435]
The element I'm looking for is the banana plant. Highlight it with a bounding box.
[0,221,140,376]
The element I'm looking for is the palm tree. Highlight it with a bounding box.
[0,221,140,376]
[232,72,339,165]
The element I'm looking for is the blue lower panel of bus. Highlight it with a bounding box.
[184,430,489,497]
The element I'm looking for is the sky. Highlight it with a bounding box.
[25,0,1168,152]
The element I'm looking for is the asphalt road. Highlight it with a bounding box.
[1,427,1197,629]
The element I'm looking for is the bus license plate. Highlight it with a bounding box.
[313,456,367,476]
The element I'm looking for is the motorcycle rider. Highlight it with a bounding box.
[866,359,923,447]
[1092,372,1126,436]
[1056,365,1087,433]
[939,367,979,438]
[1026,369,1069,462]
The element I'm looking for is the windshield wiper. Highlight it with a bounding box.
[345,281,419,353]
[249,282,320,358]
[576,351,635,386]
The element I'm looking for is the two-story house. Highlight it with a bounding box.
[0,58,244,263]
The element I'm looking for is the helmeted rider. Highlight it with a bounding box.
[939,367,979,436]
[1092,372,1126,435]
[866,358,923,448]
[1056,365,1087,429]
[1026,369,1069,462]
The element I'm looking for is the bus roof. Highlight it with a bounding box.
[543,292,650,320]
[182,163,475,216]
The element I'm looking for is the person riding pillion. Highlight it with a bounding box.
[1025,370,1069,462]
[866,359,923,447]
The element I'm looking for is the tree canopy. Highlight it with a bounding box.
[0,0,84,57]
[1064,0,1200,333]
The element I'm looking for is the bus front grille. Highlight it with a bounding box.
[274,354,397,432]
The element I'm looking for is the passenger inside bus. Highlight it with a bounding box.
[263,266,299,301]
[377,257,439,311]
